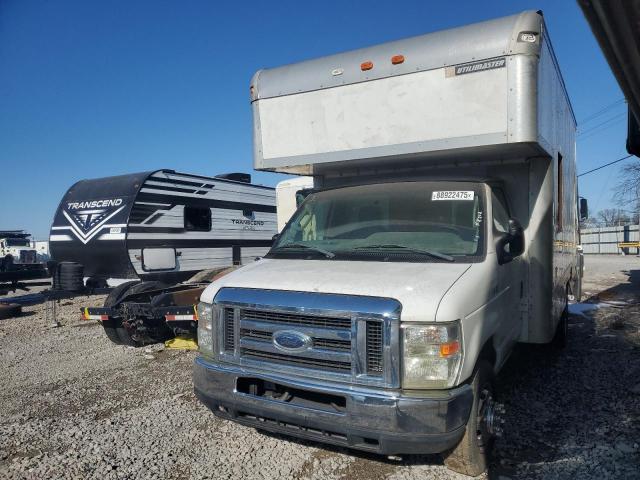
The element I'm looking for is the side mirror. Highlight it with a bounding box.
[579,198,589,222]
[497,218,524,265]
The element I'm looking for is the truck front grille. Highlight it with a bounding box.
[214,289,401,388]
[237,308,353,374]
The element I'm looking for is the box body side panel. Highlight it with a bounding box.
[257,65,509,163]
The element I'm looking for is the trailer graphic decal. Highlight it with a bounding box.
[450,57,506,76]
[66,199,123,210]
[60,202,126,244]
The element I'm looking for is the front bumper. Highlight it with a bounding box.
[193,357,473,455]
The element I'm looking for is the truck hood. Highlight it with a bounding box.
[201,258,472,323]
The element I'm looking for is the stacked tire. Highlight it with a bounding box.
[53,262,84,292]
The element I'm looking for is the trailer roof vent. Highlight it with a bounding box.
[215,172,252,184]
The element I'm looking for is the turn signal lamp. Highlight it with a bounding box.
[439,341,460,357]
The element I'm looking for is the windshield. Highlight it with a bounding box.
[270,181,485,262]
[6,239,30,247]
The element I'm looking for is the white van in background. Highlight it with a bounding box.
[275,177,314,232]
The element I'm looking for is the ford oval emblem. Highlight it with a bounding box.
[273,330,312,353]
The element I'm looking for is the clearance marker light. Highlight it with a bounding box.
[391,54,405,65]
[360,61,373,71]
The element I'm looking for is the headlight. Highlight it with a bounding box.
[402,322,462,389]
[197,302,215,355]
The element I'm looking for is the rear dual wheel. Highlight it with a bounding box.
[102,281,139,345]
[102,281,167,346]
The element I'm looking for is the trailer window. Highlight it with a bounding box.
[556,153,563,231]
[184,206,211,231]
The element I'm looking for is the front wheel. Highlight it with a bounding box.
[444,361,499,476]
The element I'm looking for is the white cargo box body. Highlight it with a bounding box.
[251,11,574,175]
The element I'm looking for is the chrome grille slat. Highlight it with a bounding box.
[241,309,350,329]
[241,349,351,372]
[314,338,351,352]
[239,318,350,341]
[240,329,271,341]
[239,338,352,363]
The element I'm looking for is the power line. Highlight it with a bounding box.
[578,154,633,177]
[579,98,625,125]
[577,111,627,137]
[578,116,628,142]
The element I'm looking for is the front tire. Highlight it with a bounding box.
[551,300,569,349]
[444,361,496,476]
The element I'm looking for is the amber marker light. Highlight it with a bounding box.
[439,341,460,357]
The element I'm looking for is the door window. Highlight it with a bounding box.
[491,189,511,233]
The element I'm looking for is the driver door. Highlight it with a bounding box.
[491,187,523,365]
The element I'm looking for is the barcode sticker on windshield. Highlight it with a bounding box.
[431,191,474,201]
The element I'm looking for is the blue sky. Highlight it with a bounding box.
[0,0,633,239]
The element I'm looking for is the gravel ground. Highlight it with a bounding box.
[1,256,639,479]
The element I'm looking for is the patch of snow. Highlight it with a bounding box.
[569,303,602,318]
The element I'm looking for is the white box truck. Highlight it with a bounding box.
[275,177,314,231]
[194,11,587,475]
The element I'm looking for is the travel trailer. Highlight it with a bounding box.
[193,11,585,476]
[50,169,277,345]
[50,170,276,283]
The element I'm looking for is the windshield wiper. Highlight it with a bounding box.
[353,244,454,261]
[273,243,336,259]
